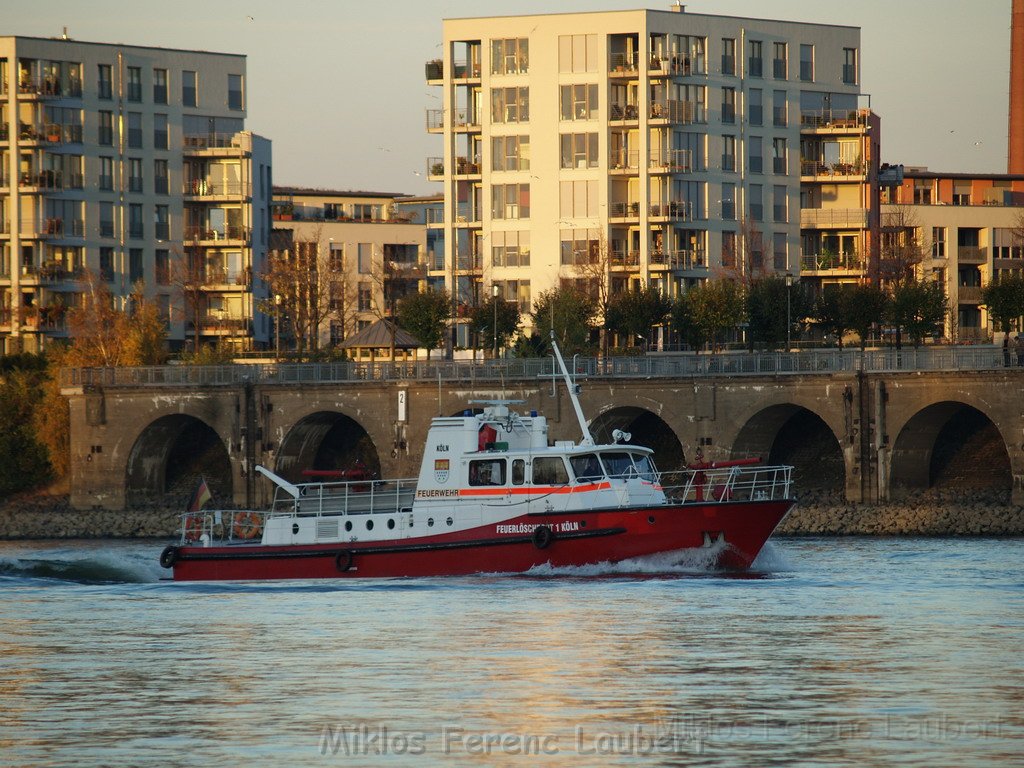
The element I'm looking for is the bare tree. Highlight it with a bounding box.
[878,205,930,285]
[168,246,208,354]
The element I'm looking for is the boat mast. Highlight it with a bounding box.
[549,331,594,446]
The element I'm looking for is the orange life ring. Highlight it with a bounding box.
[185,514,205,542]
[232,510,263,540]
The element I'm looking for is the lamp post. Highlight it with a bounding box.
[274,293,282,360]
[785,274,793,352]
[492,284,500,359]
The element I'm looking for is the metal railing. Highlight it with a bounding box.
[60,347,1021,390]
[662,464,792,504]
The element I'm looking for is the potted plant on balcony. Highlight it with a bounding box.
[273,203,294,221]
[426,59,443,80]
[431,161,444,176]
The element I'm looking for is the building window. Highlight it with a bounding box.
[721,135,736,172]
[721,183,735,220]
[153,113,168,150]
[558,34,597,74]
[155,248,169,285]
[492,231,531,267]
[560,83,598,121]
[721,87,736,123]
[773,90,787,127]
[748,40,763,78]
[154,159,168,195]
[152,68,167,104]
[127,112,142,149]
[722,231,737,268]
[97,64,112,99]
[914,183,932,205]
[933,227,947,259]
[358,282,372,312]
[748,88,762,126]
[559,228,601,266]
[491,86,529,124]
[126,66,141,102]
[843,48,858,84]
[129,248,143,283]
[799,44,814,82]
[155,205,169,240]
[773,42,788,79]
[492,38,529,75]
[228,74,244,110]
[357,243,372,273]
[749,136,763,174]
[749,184,763,222]
[492,183,530,219]
[492,135,530,171]
[99,157,113,191]
[99,246,114,281]
[128,204,143,240]
[559,180,599,218]
[773,232,787,271]
[560,133,598,169]
[98,110,113,146]
[773,137,788,175]
[182,70,197,107]
[721,37,736,76]
[773,185,788,222]
[128,157,143,193]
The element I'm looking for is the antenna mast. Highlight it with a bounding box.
[549,332,594,446]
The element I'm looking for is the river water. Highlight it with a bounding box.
[0,537,1021,767]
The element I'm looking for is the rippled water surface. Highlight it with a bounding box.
[1,537,1022,766]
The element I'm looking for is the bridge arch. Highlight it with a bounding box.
[125,414,231,507]
[589,406,685,471]
[888,401,1011,496]
[732,404,846,495]
[274,410,382,484]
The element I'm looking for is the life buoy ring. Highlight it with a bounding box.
[335,550,354,572]
[159,545,178,569]
[232,511,263,540]
[185,515,204,542]
[532,525,554,550]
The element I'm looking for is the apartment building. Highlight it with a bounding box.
[270,188,426,350]
[882,168,1024,342]
[426,6,863,345]
[0,35,272,354]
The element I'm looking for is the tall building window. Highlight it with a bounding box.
[357,243,372,273]
[721,87,736,123]
[491,135,530,171]
[933,227,947,258]
[559,180,599,218]
[558,34,597,74]
[560,133,599,169]
[492,38,529,75]
[773,137,788,174]
[773,232,787,271]
[228,74,244,110]
[127,112,142,149]
[799,44,814,82]
[721,182,736,220]
[748,88,763,126]
[749,184,763,221]
[154,159,168,194]
[721,135,736,172]
[153,113,168,150]
[99,246,114,280]
[98,110,113,145]
[99,202,114,238]
[773,90,787,127]
[843,48,859,85]
[559,84,598,121]
[749,136,763,174]
[98,156,113,191]
[97,64,112,99]
[357,282,372,311]
[128,203,143,239]
[153,68,167,103]
[491,87,529,123]
[492,184,530,219]
[491,231,530,267]
[748,40,763,78]
[182,70,197,107]
[772,42,788,79]
[155,248,170,285]
[721,37,736,76]
[155,204,169,240]
[128,157,143,193]
[559,229,601,266]
[722,231,737,268]
[126,66,141,101]
[129,248,144,283]
[773,185,788,222]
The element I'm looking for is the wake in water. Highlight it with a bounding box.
[0,543,166,585]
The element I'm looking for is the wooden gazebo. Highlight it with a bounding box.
[340,319,421,362]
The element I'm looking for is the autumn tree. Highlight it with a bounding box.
[982,272,1024,334]
[812,284,859,348]
[469,291,521,358]
[397,288,451,359]
[886,279,946,349]
[878,206,929,284]
[603,283,672,350]
[671,279,746,351]
[846,283,890,351]
[0,362,51,494]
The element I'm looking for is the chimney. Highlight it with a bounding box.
[1010,0,1024,173]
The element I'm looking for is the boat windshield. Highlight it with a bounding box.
[601,451,658,482]
[570,453,604,482]
[631,453,658,482]
[600,452,634,478]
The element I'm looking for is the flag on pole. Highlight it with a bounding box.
[188,477,212,512]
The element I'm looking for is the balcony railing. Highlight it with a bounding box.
[800,109,868,130]
[649,99,696,124]
[183,133,242,150]
[958,247,987,264]
[648,148,693,172]
[958,285,983,302]
[609,53,639,74]
[610,249,640,268]
[453,157,481,175]
[609,201,640,219]
[610,102,639,121]
[455,254,483,271]
[800,160,865,177]
[184,179,251,197]
[649,201,695,221]
[800,252,865,272]
[426,109,444,131]
[425,59,443,81]
[650,249,705,270]
[203,268,249,285]
[799,208,868,228]
[610,149,640,171]
[184,225,251,243]
[18,171,64,190]
[427,157,444,178]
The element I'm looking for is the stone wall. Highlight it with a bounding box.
[1,491,1021,540]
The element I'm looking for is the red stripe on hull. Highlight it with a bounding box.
[168,500,792,581]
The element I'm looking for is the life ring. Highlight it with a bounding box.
[335,550,354,573]
[532,525,554,550]
[184,515,204,542]
[232,511,263,540]
[159,545,178,569]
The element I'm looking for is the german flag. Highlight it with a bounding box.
[188,477,212,512]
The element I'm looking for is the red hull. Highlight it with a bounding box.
[166,500,793,581]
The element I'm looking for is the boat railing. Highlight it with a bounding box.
[272,478,419,518]
[178,509,269,545]
[660,464,793,504]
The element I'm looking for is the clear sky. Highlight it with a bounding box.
[8,0,1012,195]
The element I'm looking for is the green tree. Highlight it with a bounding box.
[846,283,890,351]
[671,279,745,351]
[604,283,672,350]
[812,284,857,348]
[746,276,813,350]
[397,288,451,360]
[531,286,597,355]
[982,273,1024,334]
[886,279,947,349]
[0,365,51,494]
[469,292,522,357]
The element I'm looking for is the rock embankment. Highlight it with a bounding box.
[0,490,1021,539]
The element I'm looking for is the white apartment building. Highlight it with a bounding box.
[0,35,272,354]
[426,7,862,345]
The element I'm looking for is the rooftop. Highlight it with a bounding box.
[273,186,413,200]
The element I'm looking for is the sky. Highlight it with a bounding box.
[8,0,1013,195]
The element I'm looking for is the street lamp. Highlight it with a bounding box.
[492,284,500,359]
[274,293,282,360]
[785,274,793,352]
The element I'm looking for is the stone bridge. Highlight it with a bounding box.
[60,348,1024,510]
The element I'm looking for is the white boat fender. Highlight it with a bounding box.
[532,525,554,549]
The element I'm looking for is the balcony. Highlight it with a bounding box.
[800,109,868,132]
[18,171,65,191]
[388,258,428,278]
[609,201,640,220]
[648,149,693,173]
[609,149,640,173]
[800,252,865,272]
[799,208,867,228]
[957,285,983,303]
[610,250,640,269]
[183,179,251,198]
[453,157,481,176]
[649,99,696,125]
[650,249,705,270]
[648,53,691,77]
[39,217,85,239]
[957,247,987,264]
[426,109,444,132]
[425,59,443,82]
[800,160,865,179]
[183,133,245,153]
[203,268,250,287]
[649,201,694,221]
[191,316,251,334]
[184,225,251,244]
[455,253,483,271]
[17,76,79,99]
[427,157,444,179]
[609,102,639,122]
[452,108,480,132]
[609,54,639,76]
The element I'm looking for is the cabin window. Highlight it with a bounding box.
[532,457,569,486]
[469,459,506,486]
[632,453,657,481]
[570,454,604,482]
[512,459,526,485]
[601,452,634,478]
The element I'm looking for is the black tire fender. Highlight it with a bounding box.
[335,550,354,572]
[532,525,554,550]
[159,545,178,569]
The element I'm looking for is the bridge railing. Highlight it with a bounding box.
[60,346,1010,389]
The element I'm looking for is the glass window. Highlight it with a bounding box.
[749,135,763,174]
[721,135,735,172]
[99,246,114,280]
[773,90,787,127]
[98,110,113,145]
[559,83,598,121]
[129,248,143,283]
[512,459,526,485]
[357,243,372,273]
[469,459,506,486]
[126,66,141,101]
[773,185,787,222]
[773,42,788,79]
[98,156,113,191]
[99,201,114,238]
[153,113,168,150]
[155,204,169,240]
[154,159,168,194]
[491,38,529,75]
[570,454,604,482]
[721,86,735,123]
[153,68,167,103]
[560,133,598,169]
[228,74,244,110]
[843,48,858,85]
[748,40,762,78]
[773,137,788,174]
[97,64,112,99]
[799,44,814,81]
[182,70,197,107]
[155,249,169,285]
[128,157,143,193]
[601,452,634,478]
[721,37,736,76]
[721,182,735,220]
[129,203,143,239]
[127,112,142,149]
[532,457,569,485]
[748,88,763,125]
